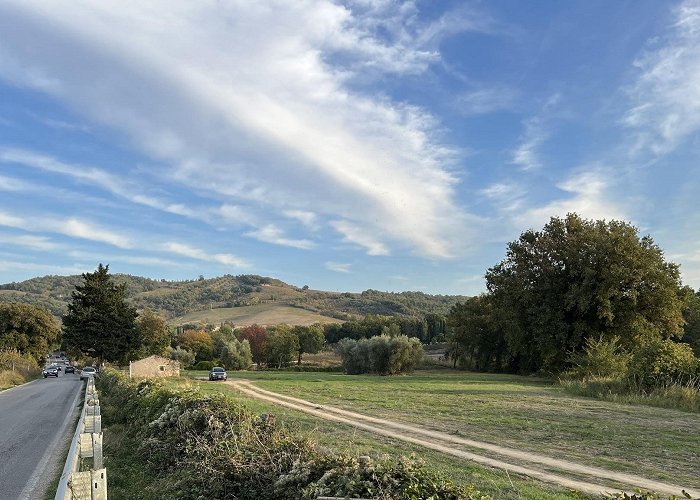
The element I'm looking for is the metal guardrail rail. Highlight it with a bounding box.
[55,376,107,500]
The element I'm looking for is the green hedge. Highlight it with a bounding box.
[97,369,483,499]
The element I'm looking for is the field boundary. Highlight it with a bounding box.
[229,380,698,498]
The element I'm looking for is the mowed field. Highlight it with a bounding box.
[176,370,700,499]
[172,303,342,327]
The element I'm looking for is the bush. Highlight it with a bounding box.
[335,336,423,375]
[96,369,479,499]
[220,339,252,370]
[628,339,699,389]
[566,336,631,379]
[167,346,195,368]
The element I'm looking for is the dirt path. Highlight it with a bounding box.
[227,380,698,498]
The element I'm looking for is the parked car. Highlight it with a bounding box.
[43,366,59,378]
[64,365,75,374]
[80,366,97,381]
[208,367,227,381]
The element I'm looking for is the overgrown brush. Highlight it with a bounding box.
[0,349,40,388]
[561,337,700,412]
[97,369,483,499]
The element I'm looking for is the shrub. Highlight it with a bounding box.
[220,339,252,370]
[167,346,195,368]
[567,336,631,379]
[628,339,699,389]
[335,336,423,375]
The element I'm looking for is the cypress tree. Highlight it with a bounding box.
[62,264,140,363]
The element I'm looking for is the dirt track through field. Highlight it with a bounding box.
[228,380,698,498]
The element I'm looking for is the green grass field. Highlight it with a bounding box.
[172,303,342,326]
[174,369,700,498]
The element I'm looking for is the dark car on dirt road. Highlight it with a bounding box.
[43,366,59,378]
[64,365,75,374]
[209,367,227,381]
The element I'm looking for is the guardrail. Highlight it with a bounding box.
[55,376,107,500]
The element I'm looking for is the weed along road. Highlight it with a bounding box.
[0,372,82,499]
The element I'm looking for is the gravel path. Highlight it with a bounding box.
[228,380,698,498]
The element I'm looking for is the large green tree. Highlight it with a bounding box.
[265,324,299,368]
[294,323,324,365]
[485,213,687,373]
[0,303,60,363]
[62,264,140,363]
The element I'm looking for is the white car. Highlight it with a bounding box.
[80,366,97,381]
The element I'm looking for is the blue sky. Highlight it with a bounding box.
[0,0,698,295]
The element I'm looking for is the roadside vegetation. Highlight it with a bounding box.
[97,369,482,500]
[0,349,40,389]
[0,303,58,388]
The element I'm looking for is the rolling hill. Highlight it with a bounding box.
[0,273,469,324]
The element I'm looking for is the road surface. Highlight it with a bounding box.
[0,372,82,500]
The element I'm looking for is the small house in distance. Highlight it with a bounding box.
[129,355,180,378]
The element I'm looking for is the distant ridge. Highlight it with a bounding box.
[0,273,469,322]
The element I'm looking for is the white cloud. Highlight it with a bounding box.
[325,261,351,273]
[456,86,518,116]
[218,204,258,226]
[511,118,547,171]
[0,174,29,191]
[0,210,25,228]
[331,220,390,256]
[0,260,90,275]
[2,234,59,251]
[283,210,318,229]
[623,0,700,154]
[516,169,628,230]
[0,209,131,248]
[0,0,476,259]
[61,218,132,248]
[511,94,561,171]
[162,242,248,268]
[245,224,315,250]
[0,147,199,219]
[480,182,525,212]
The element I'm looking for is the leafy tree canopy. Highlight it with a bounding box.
[136,308,173,357]
[265,324,299,368]
[294,323,324,365]
[0,303,60,363]
[485,213,687,373]
[62,264,140,363]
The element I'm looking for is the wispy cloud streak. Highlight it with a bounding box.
[623,0,700,154]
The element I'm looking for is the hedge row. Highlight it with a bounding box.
[97,370,485,499]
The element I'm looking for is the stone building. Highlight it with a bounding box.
[129,355,180,378]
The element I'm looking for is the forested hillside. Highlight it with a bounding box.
[0,273,468,321]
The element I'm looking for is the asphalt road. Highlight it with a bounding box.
[0,371,82,500]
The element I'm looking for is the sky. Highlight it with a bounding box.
[0,0,699,295]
